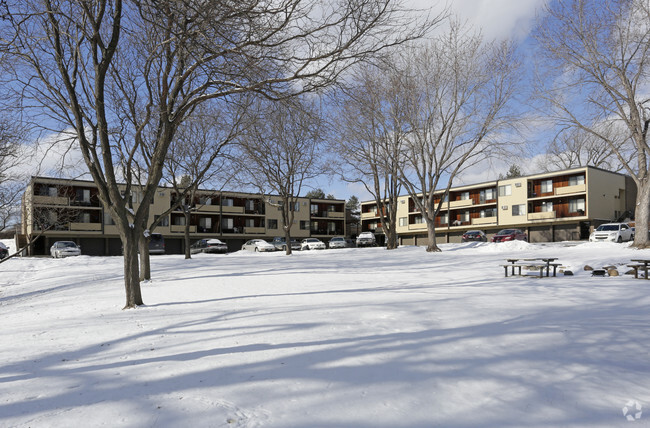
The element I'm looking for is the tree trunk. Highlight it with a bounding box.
[386,222,399,249]
[633,180,650,249]
[183,210,192,259]
[121,228,144,309]
[139,235,151,281]
[425,220,441,252]
[284,228,292,255]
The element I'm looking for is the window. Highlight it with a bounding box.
[245,199,255,211]
[300,221,310,230]
[569,198,585,213]
[541,179,553,193]
[540,201,553,212]
[199,217,212,229]
[328,222,336,233]
[173,216,186,226]
[154,215,169,227]
[48,186,57,197]
[311,204,319,215]
[78,212,90,223]
[413,215,424,224]
[461,211,470,222]
[498,185,511,197]
[77,188,90,203]
[512,204,525,216]
[200,196,212,206]
[399,217,407,227]
[223,198,234,207]
[460,191,470,200]
[222,218,233,229]
[569,175,585,186]
[268,219,278,229]
[480,208,496,218]
[440,213,448,224]
[294,202,300,212]
[245,218,255,227]
[104,212,115,225]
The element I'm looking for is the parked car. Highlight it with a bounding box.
[271,237,302,251]
[328,236,352,249]
[148,233,165,255]
[241,239,276,252]
[461,230,487,242]
[589,223,634,243]
[356,231,376,247]
[191,238,228,254]
[0,242,8,259]
[491,229,527,243]
[50,241,81,258]
[301,238,326,250]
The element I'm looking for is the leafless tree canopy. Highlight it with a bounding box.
[334,21,521,252]
[236,97,323,254]
[534,0,650,247]
[0,0,429,307]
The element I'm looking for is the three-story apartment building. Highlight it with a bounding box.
[21,177,346,255]
[360,167,636,245]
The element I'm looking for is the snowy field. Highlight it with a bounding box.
[1,241,650,427]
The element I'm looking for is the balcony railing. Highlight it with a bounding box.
[171,225,196,233]
[70,222,102,231]
[472,217,497,225]
[528,211,556,221]
[555,184,586,195]
[244,226,266,234]
[449,199,473,208]
[221,205,245,214]
[327,211,345,219]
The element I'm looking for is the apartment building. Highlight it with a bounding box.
[360,166,636,245]
[21,177,346,255]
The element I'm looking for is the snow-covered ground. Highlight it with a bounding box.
[1,241,649,427]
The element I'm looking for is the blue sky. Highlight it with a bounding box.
[316,0,551,202]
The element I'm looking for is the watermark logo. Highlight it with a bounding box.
[622,400,643,421]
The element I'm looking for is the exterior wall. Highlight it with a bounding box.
[496,176,529,226]
[360,166,636,245]
[586,168,628,221]
[21,177,346,255]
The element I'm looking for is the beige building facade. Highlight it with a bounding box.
[360,167,636,245]
[21,177,346,255]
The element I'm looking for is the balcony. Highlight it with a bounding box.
[244,226,266,234]
[408,223,427,230]
[361,211,378,219]
[472,217,497,226]
[528,211,556,221]
[327,211,345,219]
[33,195,69,205]
[70,222,102,231]
[197,204,221,213]
[555,184,586,195]
[221,205,245,214]
[449,199,473,208]
[171,225,196,233]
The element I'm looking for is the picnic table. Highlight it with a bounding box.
[502,258,561,278]
[627,259,650,279]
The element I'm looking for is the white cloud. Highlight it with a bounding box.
[408,0,547,41]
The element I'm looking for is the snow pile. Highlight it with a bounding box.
[1,243,649,427]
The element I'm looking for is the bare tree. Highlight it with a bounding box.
[534,0,650,247]
[2,0,429,308]
[330,65,406,249]
[0,116,26,233]
[339,23,521,252]
[536,127,632,173]
[237,98,323,255]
